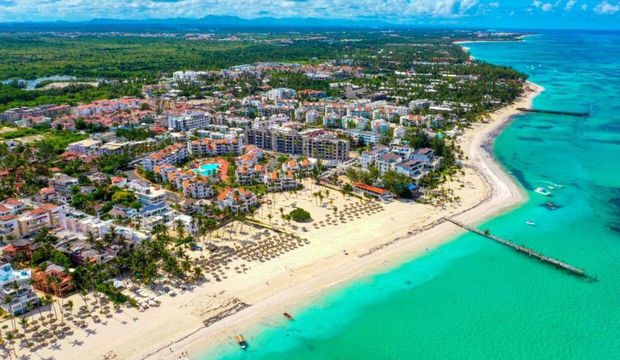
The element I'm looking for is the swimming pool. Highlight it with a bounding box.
[194,163,220,177]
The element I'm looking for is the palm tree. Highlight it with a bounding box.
[44,294,58,323]
[2,295,15,329]
[174,219,185,239]
[48,276,64,323]
[4,331,15,357]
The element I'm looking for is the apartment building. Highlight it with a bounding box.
[49,173,79,195]
[168,111,211,131]
[263,171,299,192]
[0,263,38,314]
[245,127,349,161]
[188,138,242,157]
[142,143,189,172]
[235,164,266,185]
[217,188,258,213]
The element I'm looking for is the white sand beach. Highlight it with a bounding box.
[26,83,542,360]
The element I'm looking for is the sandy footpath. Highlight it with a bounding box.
[29,83,541,360]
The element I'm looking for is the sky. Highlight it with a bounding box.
[0,0,618,29]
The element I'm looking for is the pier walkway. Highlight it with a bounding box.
[517,108,589,117]
[442,217,594,281]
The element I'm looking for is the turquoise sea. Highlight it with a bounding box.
[202,31,620,359]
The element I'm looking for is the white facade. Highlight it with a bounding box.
[168,111,211,131]
[0,264,38,314]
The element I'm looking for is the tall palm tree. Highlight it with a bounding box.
[174,219,185,239]
[2,295,15,329]
[48,276,64,323]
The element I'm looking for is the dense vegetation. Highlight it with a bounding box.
[0,82,142,112]
[288,208,312,222]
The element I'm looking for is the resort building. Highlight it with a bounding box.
[217,188,258,213]
[344,129,380,145]
[235,164,266,185]
[32,262,75,297]
[282,158,314,175]
[0,215,19,241]
[360,145,389,168]
[152,162,217,199]
[16,204,61,238]
[181,178,214,199]
[135,187,167,206]
[411,148,440,170]
[168,111,211,131]
[0,263,38,315]
[66,139,103,155]
[0,198,25,215]
[142,143,189,172]
[352,183,393,201]
[375,153,403,175]
[188,138,242,157]
[265,88,296,100]
[300,129,350,161]
[245,127,349,161]
[49,173,79,195]
[395,159,425,180]
[263,171,299,192]
[235,145,263,167]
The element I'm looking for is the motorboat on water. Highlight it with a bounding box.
[235,335,248,350]
[283,312,294,320]
[526,220,536,226]
[543,202,560,210]
[534,187,552,196]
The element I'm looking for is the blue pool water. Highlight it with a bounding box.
[194,163,220,177]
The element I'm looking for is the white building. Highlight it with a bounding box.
[0,263,38,314]
[265,88,296,100]
[360,145,389,169]
[66,139,102,155]
[375,153,402,175]
[142,144,189,172]
[135,187,167,206]
[217,188,257,213]
[168,111,211,131]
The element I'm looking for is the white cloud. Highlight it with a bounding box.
[531,0,555,12]
[0,0,486,22]
[581,3,589,10]
[565,0,577,11]
[594,1,620,14]
[541,2,554,10]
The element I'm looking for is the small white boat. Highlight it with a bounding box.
[534,187,552,196]
[526,220,536,226]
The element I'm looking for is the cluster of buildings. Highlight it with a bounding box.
[245,127,349,162]
[0,104,71,123]
[361,145,440,181]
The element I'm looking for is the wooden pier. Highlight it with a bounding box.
[517,108,589,117]
[442,217,594,280]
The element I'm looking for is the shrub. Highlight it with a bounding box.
[289,208,312,222]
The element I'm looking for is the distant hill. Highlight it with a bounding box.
[0,16,401,33]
